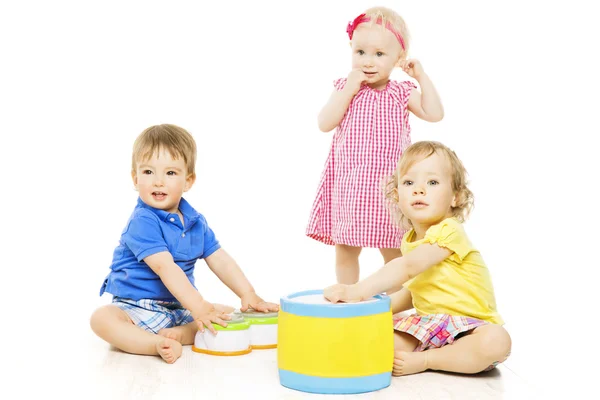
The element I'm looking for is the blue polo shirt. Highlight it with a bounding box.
[99,197,221,301]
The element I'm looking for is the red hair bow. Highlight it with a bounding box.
[345,13,406,51]
[346,13,367,40]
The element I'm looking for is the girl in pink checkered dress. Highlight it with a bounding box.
[306,7,444,286]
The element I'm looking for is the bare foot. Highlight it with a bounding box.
[158,327,183,343]
[158,323,198,345]
[393,350,428,376]
[156,338,182,364]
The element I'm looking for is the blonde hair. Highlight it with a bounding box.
[131,124,197,177]
[384,141,474,229]
[362,6,410,56]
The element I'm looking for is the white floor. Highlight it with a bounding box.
[76,330,537,400]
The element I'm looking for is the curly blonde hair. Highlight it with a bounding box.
[362,6,411,56]
[131,124,197,177]
[383,141,474,229]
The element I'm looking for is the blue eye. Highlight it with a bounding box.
[428,180,439,186]
[402,180,413,186]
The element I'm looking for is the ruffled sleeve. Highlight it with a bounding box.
[387,80,417,108]
[333,78,347,91]
[398,80,417,94]
[423,218,472,263]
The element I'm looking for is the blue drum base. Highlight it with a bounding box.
[279,369,391,394]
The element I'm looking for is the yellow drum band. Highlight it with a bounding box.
[277,310,393,377]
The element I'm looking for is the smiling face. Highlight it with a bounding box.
[351,22,404,90]
[132,148,195,213]
[397,151,457,228]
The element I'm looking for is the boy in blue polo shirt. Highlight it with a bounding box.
[90,124,278,363]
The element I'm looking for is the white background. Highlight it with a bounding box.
[1,0,598,396]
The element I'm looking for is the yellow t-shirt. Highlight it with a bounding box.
[401,218,504,325]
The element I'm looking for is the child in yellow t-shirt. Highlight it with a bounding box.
[324,141,511,376]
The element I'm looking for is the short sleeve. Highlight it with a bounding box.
[423,218,472,262]
[386,80,417,108]
[398,80,417,94]
[333,78,347,91]
[198,214,221,258]
[122,214,168,262]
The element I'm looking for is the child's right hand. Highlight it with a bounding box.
[345,69,368,95]
[192,300,231,335]
[323,283,362,303]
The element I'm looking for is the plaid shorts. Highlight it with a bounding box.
[113,297,195,334]
[393,313,506,372]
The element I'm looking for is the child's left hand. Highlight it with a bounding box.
[398,59,425,79]
[240,291,279,313]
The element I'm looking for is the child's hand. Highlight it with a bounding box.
[212,303,236,314]
[399,59,425,80]
[323,284,362,303]
[192,299,231,335]
[240,291,280,313]
[346,68,368,95]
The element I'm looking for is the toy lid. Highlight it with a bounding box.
[241,309,279,318]
[228,310,245,323]
[279,289,390,319]
[241,309,278,325]
[287,293,378,304]
[211,310,249,331]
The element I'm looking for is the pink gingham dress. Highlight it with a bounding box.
[306,78,416,248]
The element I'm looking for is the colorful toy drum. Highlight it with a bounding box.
[242,310,278,349]
[192,309,279,356]
[278,290,393,394]
[192,310,252,356]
